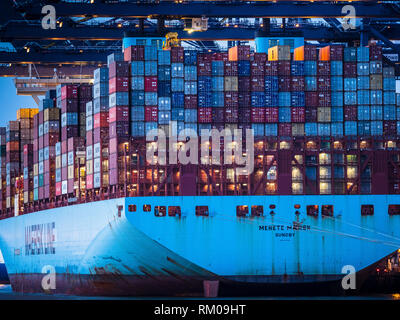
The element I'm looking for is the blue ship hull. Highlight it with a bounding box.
[0,195,399,296]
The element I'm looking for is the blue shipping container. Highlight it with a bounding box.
[357,76,370,90]
[291,92,305,107]
[144,46,157,61]
[158,50,171,65]
[305,123,317,136]
[171,78,184,92]
[357,47,369,62]
[331,107,343,122]
[212,77,224,91]
[158,97,171,110]
[131,121,145,137]
[371,106,383,120]
[131,61,144,76]
[331,92,343,107]
[184,50,197,66]
[131,106,145,121]
[131,76,144,90]
[171,63,184,78]
[252,92,266,107]
[291,61,304,76]
[371,90,383,105]
[279,107,291,123]
[384,105,396,120]
[305,77,317,91]
[238,61,250,76]
[211,92,224,107]
[171,108,185,121]
[331,122,343,136]
[344,78,357,91]
[264,76,279,92]
[358,90,370,105]
[357,63,369,76]
[344,92,357,105]
[384,91,396,105]
[171,93,184,108]
[330,76,343,91]
[184,66,197,81]
[358,105,370,121]
[278,92,291,107]
[371,121,383,135]
[265,123,278,136]
[265,92,278,107]
[158,81,171,96]
[211,61,224,76]
[304,61,317,76]
[251,123,264,136]
[158,65,171,81]
[330,61,343,76]
[131,91,145,107]
[344,121,357,136]
[145,61,157,76]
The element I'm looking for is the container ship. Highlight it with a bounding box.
[0,43,399,296]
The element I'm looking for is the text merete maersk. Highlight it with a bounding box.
[259,224,311,231]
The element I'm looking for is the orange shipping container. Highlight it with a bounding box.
[319,46,330,61]
[294,46,304,61]
[228,46,250,61]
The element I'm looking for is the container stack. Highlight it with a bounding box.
[0,128,6,212]
[184,50,198,133]
[6,121,20,209]
[109,53,130,186]
[66,136,85,197]
[224,53,239,133]
[229,46,252,134]
[126,45,144,137]
[211,53,225,132]
[198,53,212,130]
[170,49,184,133]
[79,84,93,137]
[42,106,60,200]
[90,67,110,190]
[23,144,33,205]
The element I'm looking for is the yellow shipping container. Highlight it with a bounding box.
[29,108,39,118]
[268,45,291,61]
[17,108,31,120]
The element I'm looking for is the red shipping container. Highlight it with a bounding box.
[265,61,278,76]
[94,112,109,129]
[344,106,357,121]
[171,47,184,62]
[184,95,198,109]
[108,61,130,78]
[305,107,318,122]
[86,174,93,190]
[198,61,212,76]
[198,108,212,123]
[198,53,212,63]
[145,106,158,122]
[291,76,305,91]
[144,77,158,92]
[250,62,265,76]
[109,77,129,94]
[250,76,264,92]
[278,77,291,91]
[305,92,318,107]
[304,45,317,61]
[369,46,382,61]
[318,92,331,107]
[109,106,129,123]
[265,107,279,123]
[61,99,79,113]
[238,92,251,108]
[252,52,267,63]
[317,61,330,75]
[109,121,130,138]
[279,123,292,136]
[238,77,250,92]
[224,61,238,76]
[343,62,357,76]
[67,179,74,194]
[317,76,331,92]
[124,45,145,62]
[93,127,109,144]
[277,61,291,76]
[251,107,265,123]
[291,107,305,123]
[56,182,62,196]
[79,84,92,100]
[212,109,225,123]
[224,92,239,107]
[61,85,79,100]
[225,107,238,123]
[86,131,93,146]
[212,52,228,61]
[330,45,344,61]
